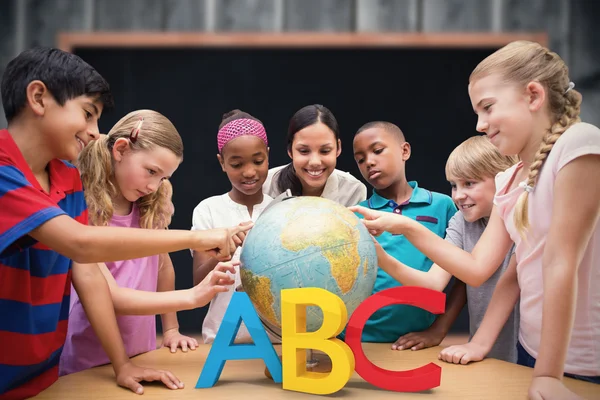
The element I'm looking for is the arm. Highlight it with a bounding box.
[72,262,183,393]
[71,262,130,373]
[158,253,181,333]
[352,205,513,287]
[429,279,467,338]
[467,253,519,351]
[439,253,519,364]
[29,216,250,264]
[193,250,219,286]
[534,154,600,380]
[393,279,467,351]
[378,251,452,291]
[157,254,201,353]
[96,261,235,315]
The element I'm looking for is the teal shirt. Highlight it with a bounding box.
[358,181,457,343]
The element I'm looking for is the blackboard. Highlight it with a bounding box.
[69,34,541,336]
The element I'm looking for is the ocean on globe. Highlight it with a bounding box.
[239,196,377,338]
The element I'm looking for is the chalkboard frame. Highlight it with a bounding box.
[58,32,548,52]
[58,31,547,335]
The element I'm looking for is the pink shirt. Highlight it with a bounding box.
[59,204,159,376]
[494,122,600,376]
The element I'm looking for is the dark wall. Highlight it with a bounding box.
[75,46,497,334]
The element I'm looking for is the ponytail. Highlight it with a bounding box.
[77,134,117,226]
[275,163,303,196]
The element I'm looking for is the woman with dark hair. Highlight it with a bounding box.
[263,104,366,206]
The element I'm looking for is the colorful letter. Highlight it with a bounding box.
[281,288,355,395]
[196,292,282,388]
[345,286,446,392]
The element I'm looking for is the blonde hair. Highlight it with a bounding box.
[446,136,517,182]
[470,41,582,237]
[78,110,184,230]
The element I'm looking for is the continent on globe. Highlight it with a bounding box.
[239,196,378,337]
[239,270,278,327]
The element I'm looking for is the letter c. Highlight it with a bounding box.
[344,286,446,392]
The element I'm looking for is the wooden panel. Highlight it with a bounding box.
[164,0,207,31]
[422,0,491,32]
[215,0,277,31]
[57,32,548,52]
[285,0,353,31]
[0,0,15,129]
[25,0,85,48]
[95,0,163,30]
[356,0,418,31]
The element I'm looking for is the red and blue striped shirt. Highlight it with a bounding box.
[0,129,88,399]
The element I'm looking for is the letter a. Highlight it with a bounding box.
[195,292,282,388]
[281,288,355,395]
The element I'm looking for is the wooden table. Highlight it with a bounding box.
[34,343,599,399]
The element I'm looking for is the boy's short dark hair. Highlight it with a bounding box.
[355,121,406,142]
[1,47,114,123]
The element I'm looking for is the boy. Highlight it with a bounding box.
[0,47,249,399]
[350,121,457,343]
[357,136,520,363]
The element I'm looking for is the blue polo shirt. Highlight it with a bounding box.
[358,181,457,343]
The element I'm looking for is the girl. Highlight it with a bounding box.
[60,110,238,376]
[263,104,366,206]
[192,110,275,344]
[352,41,600,398]
[373,135,519,363]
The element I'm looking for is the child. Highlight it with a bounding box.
[58,110,226,375]
[352,41,600,397]
[192,110,275,344]
[263,104,367,206]
[349,121,457,343]
[373,135,520,363]
[0,47,249,399]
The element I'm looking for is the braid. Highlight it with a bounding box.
[513,90,582,237]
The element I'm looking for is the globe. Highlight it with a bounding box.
[239,196,378,339]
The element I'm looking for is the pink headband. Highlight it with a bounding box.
[217,118,268,153]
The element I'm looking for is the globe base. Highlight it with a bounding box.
[264,350,333,380]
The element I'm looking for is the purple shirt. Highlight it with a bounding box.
[59,204,159,376]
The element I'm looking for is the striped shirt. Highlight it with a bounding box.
[0,129,87,399]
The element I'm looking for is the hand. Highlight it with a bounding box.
[115,361,184,395]
[392,328,446,351]
[528,376,583,400]
[371,236,395,269]
[190,261,237,307]
[438,341,489,365]
[161,328,199,353]
[349,205,409,236]
[232,221,253,248]
[192,224,253,261]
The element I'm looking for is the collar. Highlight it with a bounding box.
[320,169,339,199]
[367,181,432,209]
[0,129,69,202]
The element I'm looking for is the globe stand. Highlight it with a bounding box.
[255,309,332,379]
[306,349,319,368]
[264,350,333,380]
